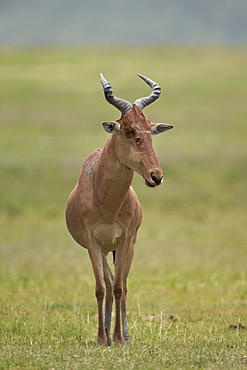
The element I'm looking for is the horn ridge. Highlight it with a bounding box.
[100,73,132,115]
[134,74,161,109]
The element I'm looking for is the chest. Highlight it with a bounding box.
[92,223,123,253]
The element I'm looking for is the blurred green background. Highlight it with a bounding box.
[1,47,246,277]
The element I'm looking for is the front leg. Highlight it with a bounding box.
[113,282,124,345]
[88,244,108,345]
[112,236,133,345]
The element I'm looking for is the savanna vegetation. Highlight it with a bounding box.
[0,47,247,369]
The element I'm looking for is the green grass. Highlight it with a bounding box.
[0,46,247,369]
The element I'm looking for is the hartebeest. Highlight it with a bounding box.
[66,74,173,345]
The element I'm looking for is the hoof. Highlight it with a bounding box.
[105,329,112,346]
[97,336,108,346]
[113,335,124,345]
[123,337,131,345]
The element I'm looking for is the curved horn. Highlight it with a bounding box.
[100,73,133,115]
[134,74,161,109]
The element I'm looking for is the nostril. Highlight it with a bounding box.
[151,172,162,185]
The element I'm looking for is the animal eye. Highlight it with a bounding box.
[125,130,135,138]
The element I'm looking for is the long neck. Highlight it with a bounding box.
[93,134,134,222]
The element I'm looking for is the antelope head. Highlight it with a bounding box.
[100,73,173,187]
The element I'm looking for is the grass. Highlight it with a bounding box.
[0,46,247,368]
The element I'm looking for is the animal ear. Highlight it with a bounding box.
[151,123,174,135]
[102,121,121,134]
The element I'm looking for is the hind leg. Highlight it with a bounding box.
[121,243,134,343]
[103,254,113,345]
